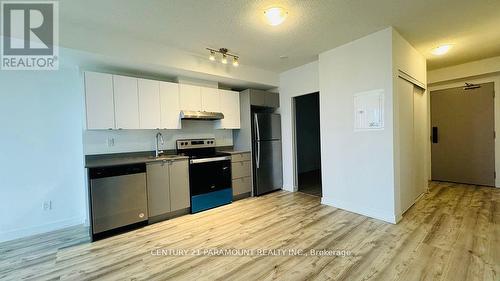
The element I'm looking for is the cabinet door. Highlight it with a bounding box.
[249,90,266,106]
[147,162,171,217]
[232,177,252,196]
[179,84,201,111]
[113,75,140,129]
[84,72,115,130]
[265,92,280,108]
[169,159,190,211]
[138,79,161,129]
[160,81,181,129]
[216,89,240,129]
[201,87,220,112]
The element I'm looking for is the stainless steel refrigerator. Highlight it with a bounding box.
[252,113,283,196]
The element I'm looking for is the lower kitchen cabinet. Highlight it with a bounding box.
[230,152,252,200]
[169,159,190,211]
[147,161,171,217]
[232,177,252,197]
[146,159,190,221]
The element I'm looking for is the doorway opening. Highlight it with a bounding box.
[430,82,495,186]
[294,92,322,197]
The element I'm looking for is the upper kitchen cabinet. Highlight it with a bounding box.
[249,89,280,108]
[201,87,220,112]
[84,72,115,130]
[179,84,202,111]
[113,75,140,129]
[160,81,181,129]
[216,89,240,129]
[138,79,161,129]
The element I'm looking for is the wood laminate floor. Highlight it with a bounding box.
[0,182,498,281]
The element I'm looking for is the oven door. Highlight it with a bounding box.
[189,157,232,196]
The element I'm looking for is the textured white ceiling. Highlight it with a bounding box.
[59,0,500,72]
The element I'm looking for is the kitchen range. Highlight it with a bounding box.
[177,139,233,213]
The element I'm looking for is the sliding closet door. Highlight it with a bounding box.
[413,86,427,198]
[398,78,415,213]
[398,78,427,214]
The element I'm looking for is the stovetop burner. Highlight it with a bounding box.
[176,138,230,159]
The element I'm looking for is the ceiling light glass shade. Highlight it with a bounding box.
[264,7,288,26]
[209,51,216,61]
[431,44,453,56]
[221,54,228,64]
[232,57,239,67]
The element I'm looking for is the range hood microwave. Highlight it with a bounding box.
[180,110,224,120]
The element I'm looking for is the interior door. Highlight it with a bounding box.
[398,78,428,213]
[431,82,495,186]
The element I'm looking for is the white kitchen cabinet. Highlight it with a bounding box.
[201,87,220,112]
[84,72,115,130]
[138,79,161,129]
[113,75,140,129]
[160,81,181,129]
[179,84,201,111]
[216,89,241,129]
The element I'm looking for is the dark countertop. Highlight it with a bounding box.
[216,146,251,155]
[85,151,189,168]
[86,147,250,168]
[218,150,251,155]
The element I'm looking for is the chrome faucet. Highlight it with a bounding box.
[155,132,165,158]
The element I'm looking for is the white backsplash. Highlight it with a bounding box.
[84,120,233,155]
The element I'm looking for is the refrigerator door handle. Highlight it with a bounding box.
[254,114,260,141]
[256,141,260,168]
[254,114,261,168]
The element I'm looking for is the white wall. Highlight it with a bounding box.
[279,61,319,191]
[428,65,500,188]
[84,121,233,155]
[428,55,500,84]
[0,67,87,242]
[318,28,397,223]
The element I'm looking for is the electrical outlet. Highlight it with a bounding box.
[43,200,52,211]
[107,137,115,147]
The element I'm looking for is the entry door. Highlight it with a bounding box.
[431,83,495,186]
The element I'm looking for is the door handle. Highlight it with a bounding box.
[432,127,438,143]
[254,114,261,168]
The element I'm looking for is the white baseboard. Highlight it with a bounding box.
[282,185,296,192]
[0,216,86,243]
[321,196,397,224]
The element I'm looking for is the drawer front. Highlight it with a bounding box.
[231,161,251,179]
[232,177,252,196]
[232,152,251,163]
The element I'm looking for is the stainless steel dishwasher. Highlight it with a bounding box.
[89,163,148,240]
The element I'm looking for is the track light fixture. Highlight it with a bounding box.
[209,50,216,61]
[207,48,239,67]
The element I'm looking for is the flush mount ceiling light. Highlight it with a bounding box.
[431,44,453,56]
[207,48,239,67]
[264,7,288,26]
